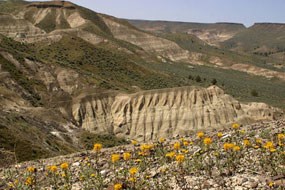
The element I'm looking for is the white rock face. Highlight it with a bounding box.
[67,12,86,28]
[72,86,280,141]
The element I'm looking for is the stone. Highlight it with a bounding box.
[72,162,80,167]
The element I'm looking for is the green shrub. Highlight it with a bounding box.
[251,89,259,97]
[79,131,128,150]
[195,75,202,83]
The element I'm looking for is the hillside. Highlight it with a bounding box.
[128,19,246,46]
[1,120,284,189]
[222,23,285,64]
[0,0,284,165]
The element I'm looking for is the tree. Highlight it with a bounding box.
[251,89,258,97]
[211,78,217,85]
[188,75,193,80]
[195,75,201,83]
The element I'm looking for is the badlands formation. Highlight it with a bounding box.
[72,86,281,141]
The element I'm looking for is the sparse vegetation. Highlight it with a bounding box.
[1,123,284,189]
[79,131,128,149]
[0,2,284,184]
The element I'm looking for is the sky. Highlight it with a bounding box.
[31,0,285,27]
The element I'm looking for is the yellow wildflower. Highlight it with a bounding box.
[25,177,33,186]
[60,162,69,170]
[278,134,285,146]
[255,138,262,144]
[239,130,245,134]
[270,148,276,153]
[14,179,19,185]
[223,143,235,151]
[197,132,204,138]
[217,132,223,138]
[268,181,274,187]
[140,144,154,153]
[7,182,15,188]
[175,154,185,163]
[159,137,166,143]
[114,183,123,190]
[232,123,240,129]
[243,139,251,147]
[183,141,189,146]
[129,167,138,176]
[111,154,120,163]
[93,143,102,152]
[129,177,136,182]
[27,166,36,173]
[48,165,58,173]
[90,173,96,177]
[123,152,131,161]
[278,133,285,140]
[145,175,151,179]
[79,176,85,181]
[138,151,147,156]
[173,142,181,150]
[182,149,189,154]
[131,140,138,145]
[233,145,241,151]
[165,151,176,159]
[203,137,213,145]
[263,141,274,149]
[134,159,142,163]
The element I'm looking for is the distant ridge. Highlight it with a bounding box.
[127,19,245,27]
[27,1,76,9]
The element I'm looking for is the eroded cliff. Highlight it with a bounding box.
[72,86,281,141]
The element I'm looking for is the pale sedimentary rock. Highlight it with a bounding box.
[72,86,281,141]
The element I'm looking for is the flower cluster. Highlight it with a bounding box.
[2,124,284,189]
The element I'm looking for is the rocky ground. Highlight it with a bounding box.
[0,119,284,190]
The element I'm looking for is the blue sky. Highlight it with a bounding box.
[32,0,285,27]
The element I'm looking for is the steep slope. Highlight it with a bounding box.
[72,86,282,141]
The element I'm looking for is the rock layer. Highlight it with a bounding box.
[72,86,281,141]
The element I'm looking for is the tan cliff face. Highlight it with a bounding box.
[0,14,45,38]
[100,15,197,63]
[72,86,281,141]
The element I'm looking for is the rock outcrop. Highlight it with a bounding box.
[0,14,44,38]
[72,86,281,141]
